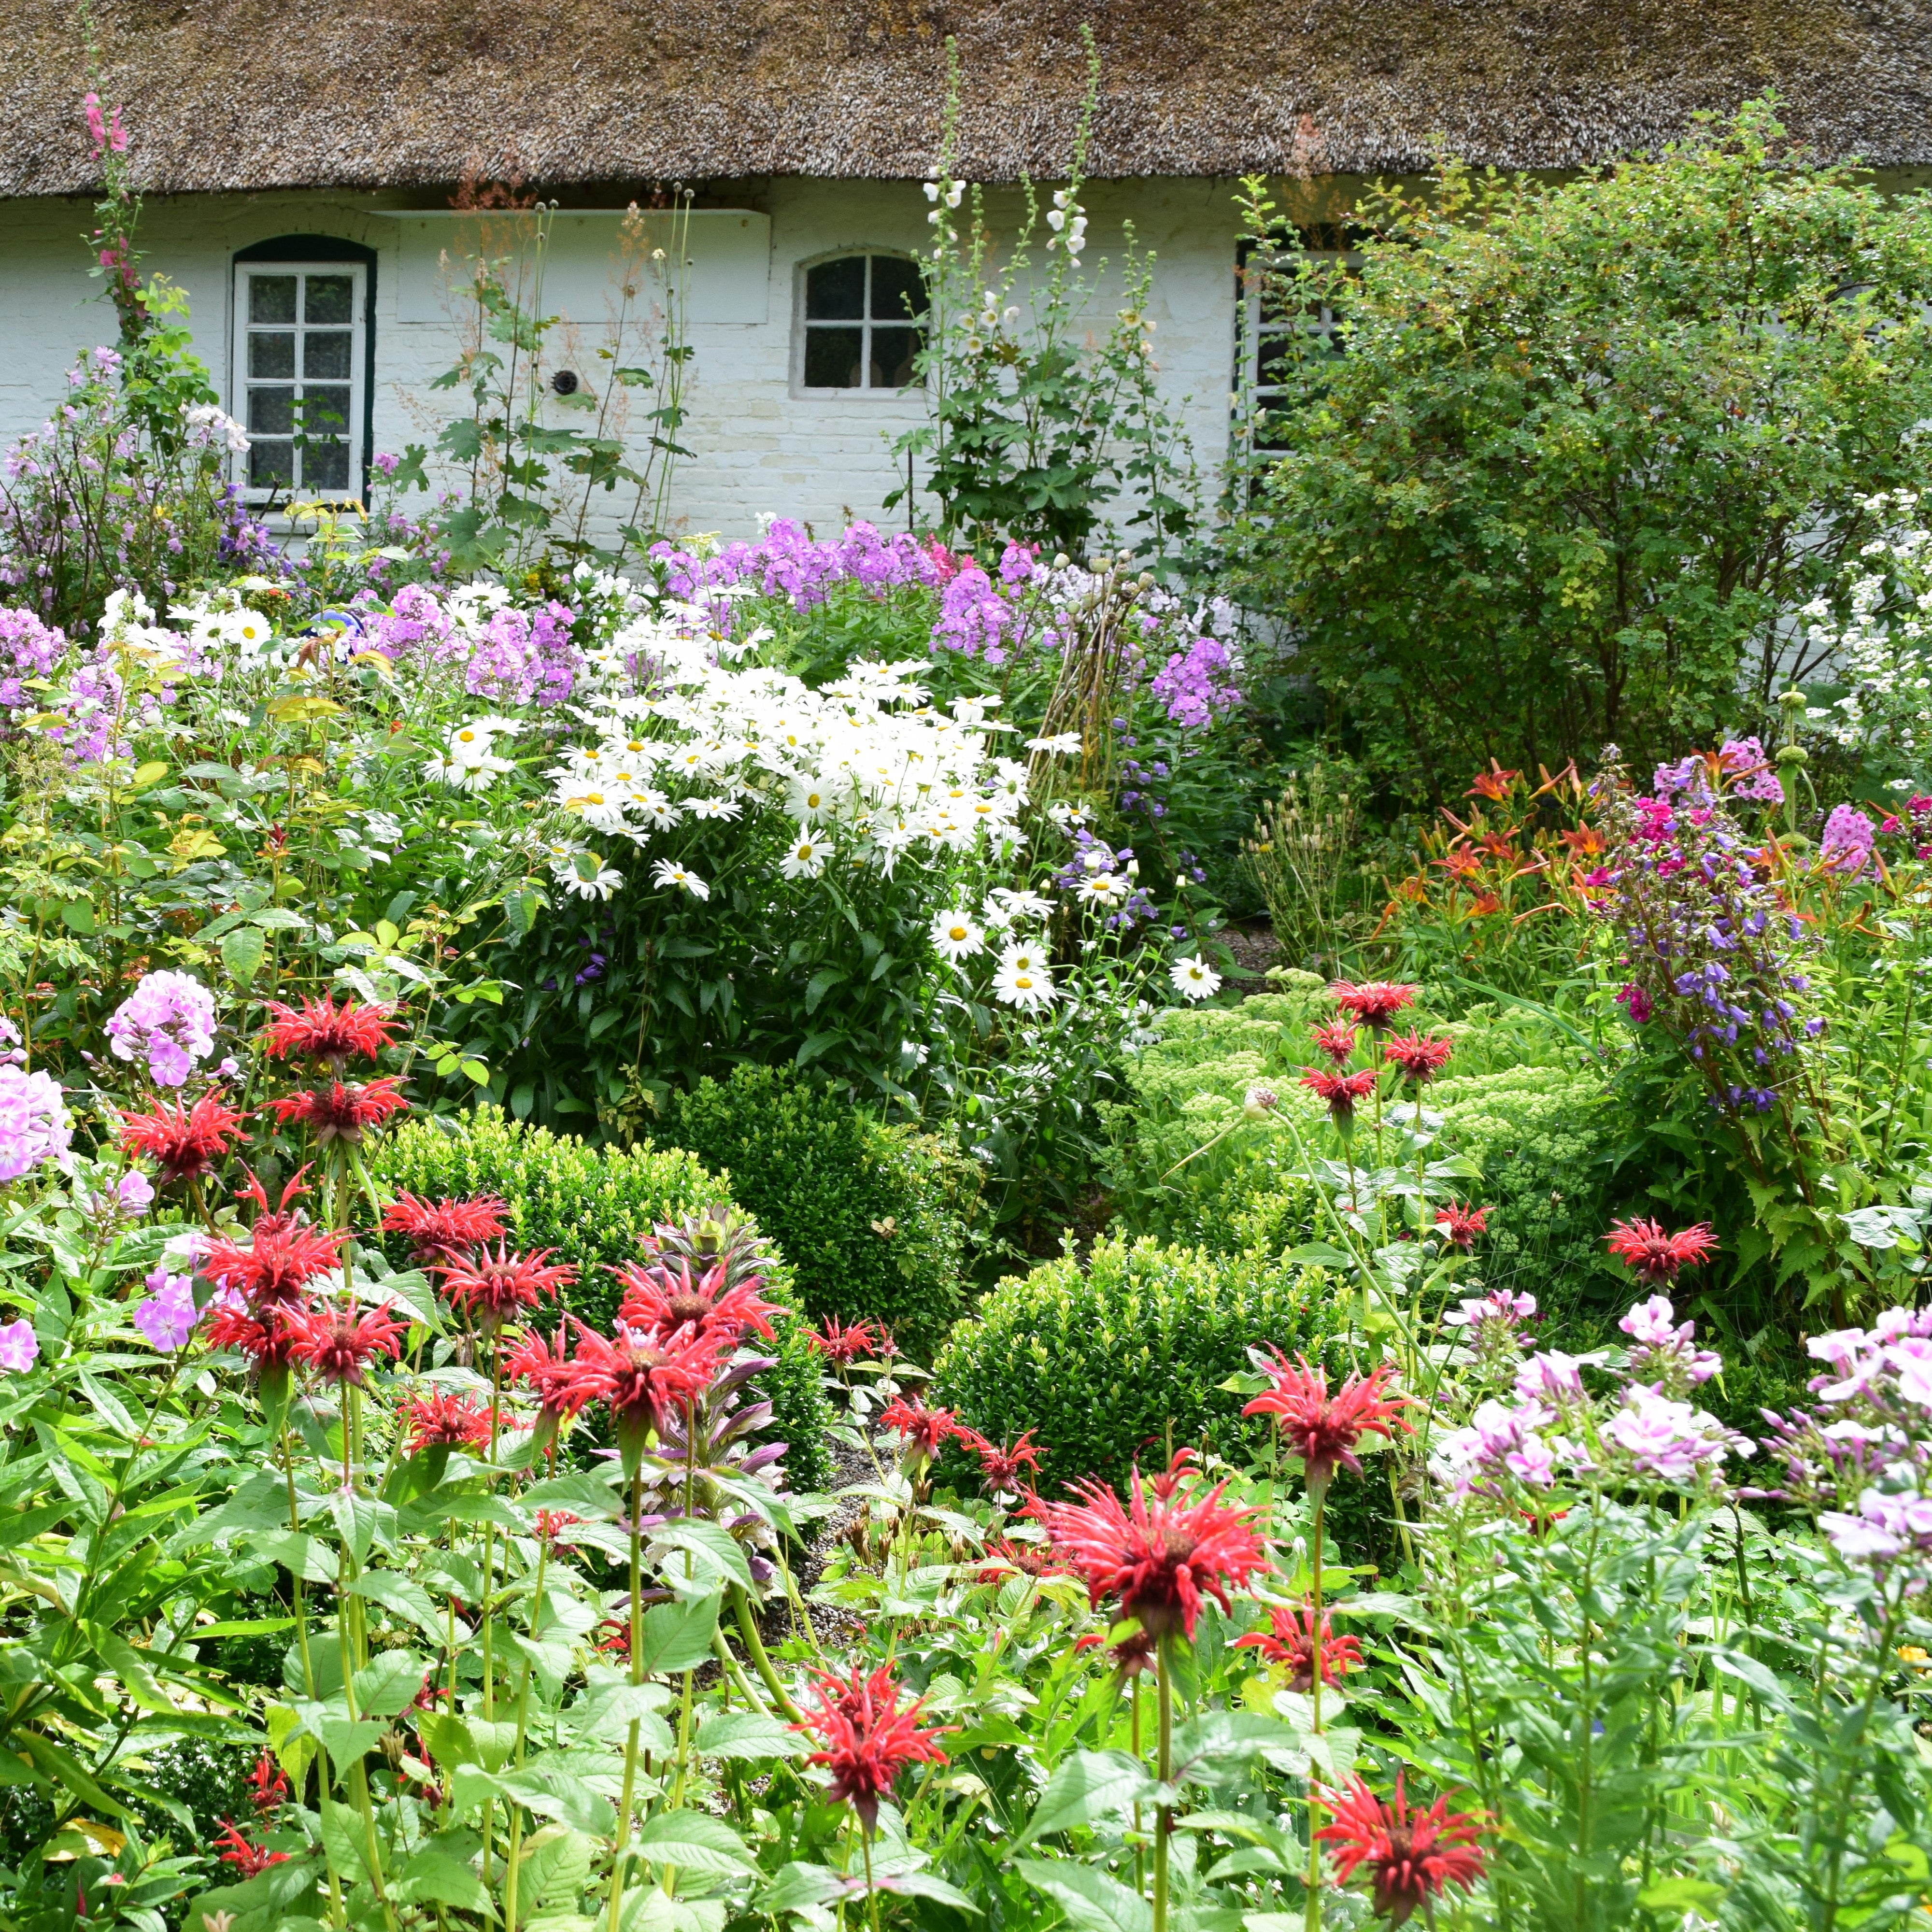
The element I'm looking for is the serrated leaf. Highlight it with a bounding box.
[693,1710,802,1761]
[631,1808,757,1876]
[1016,1860,1153,1932]
[1017,1750,1157,1846]
[630,1593,720,1675]
[352,1650,425,1719]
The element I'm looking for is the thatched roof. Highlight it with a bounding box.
[3,0,1929,197]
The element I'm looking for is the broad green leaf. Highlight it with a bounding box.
[631,1808,758,1876]
[396,1844,492,1913]
[321,1799,374,1885]
[649,1521,753,1593]
[352,1650,425,1719]
[517,1826,596,1908]
[415,1710,479,1772]
[221,924,267,985]
[1018,1750,1157,1846]
[631,1593,721,1676]
[346,1571,446,1640]
[693,1710,803,1761]
[1015,1860,1153,1932]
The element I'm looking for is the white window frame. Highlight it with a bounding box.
[230,259,368,504]
[793,252,927,398]
[1237,233,1358,459]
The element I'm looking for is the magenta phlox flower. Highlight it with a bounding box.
[1619,1294,1722,1392]
[1151,636,1243,730]
[1514,1350,1586,1404]
[0,1318,38,1372]
[1432,1396,1573,1495]
[1819,803,1876,875]
[105,970,217,1089]
[1719,737,1786,803]
[0,1064,70,1182]
[1602,1387,1738,1485]
[0,608,67,707]
[133,1266,200,1351]
[1819,1486,1932,1568]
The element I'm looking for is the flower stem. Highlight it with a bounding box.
[730,1581,805,1723]
[1305,1488,1326,1932]
[605,1472,646,1932]
[1153,1638,1173,1932]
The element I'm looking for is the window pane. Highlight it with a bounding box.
[249,275,298,325]
[247,387,295,436]
[305,274,354,325]
[805,257,865,321]
[870,257,925,322]
[869,327,922,389]
[304,439,350,492]
[249,332,296,379]
[304,330,352,379]
[249,440,294,489]
[299,386,352,436]
[803,327,864,388]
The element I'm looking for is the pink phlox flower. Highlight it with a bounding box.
[1602,1387,1737,1484]
[1514,1351,1585,1405]
[133,1266,201,1351]
[1819,1486,1932,1567]
[0,1318,38,1372]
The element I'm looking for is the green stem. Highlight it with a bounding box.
[605,1473,646,1932]
[1153,1640,1173,1932]
[1305,1487,1326,1932]
[730,1583,805,1723]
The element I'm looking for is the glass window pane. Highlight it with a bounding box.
[305,274,354,325]
[304,331,352,379]
[870,257,925,322]
[803,327,864,388]
[805,257,865,321]
[298,387,352,440]
[249,275,298,325]
[247,387,295,436]
[869,327,922,390]
[304,440,350,492]
[249,332,296,379]
[249,440,294,489]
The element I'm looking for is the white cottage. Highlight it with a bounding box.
[0,0,1927,538]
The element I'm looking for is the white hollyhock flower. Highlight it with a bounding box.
[930,909,985,964]
[1170,954,1222,1001]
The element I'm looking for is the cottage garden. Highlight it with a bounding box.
[8,85,1932,1932]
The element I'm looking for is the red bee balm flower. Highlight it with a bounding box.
[1329,981,1418,1033]
[247,1749,290,1818]
[808,1316,883,1366]
[611,1256,780,1348]
[1435,1202,1491,1250]
[118,1093,244,1184]
[285,1301,407,1387]
[269,1077,409,1146]
[1315,1776,1489,1927]
[382,1193,509,1264]
[203,1175,345,1307]
[401,1388,493,1451]
[506,1327,584,1422]
[213,1820,289,1877]
[794,1665,952,1831]
[1243,1356,1411,1495]
[1311,1019,1359,1067]
[879,1395,964,1464]
[1030,1452,1270,1642]
[1302,1067,1378,1123]
[551,1320,730,1470]
[1383,1032,1454,1084]
[1234,1604,1363,1693]
[205,1302,305,1371]
[263,993,400,1067]
[963,1428,1043,1492]
[1605,1218,1719,1283]
[437,1243,578,1332]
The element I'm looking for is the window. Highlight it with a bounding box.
[1237,224,1363,458]
[231,242,373,502]
[799,255,926,392]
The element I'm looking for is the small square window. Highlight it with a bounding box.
[800,255,927,393]
[234,259,367,502]
[1237,227,1362,461]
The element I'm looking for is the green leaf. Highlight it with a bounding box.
[415,1710,480,1772]
[1018,1750,1157,1846]
[352,1650,425,1719]
[517,1826,596,1909]
[396,1844,493,1914]
[346,1571,447,1640]
[630,1808,758,1876]
[693,1710,803,1761]
[630,1593,721,1675]
[221,924,267,985]
[321,1798,374,1885]
[1015,1860,1153,1932]
[1637,1878,1728,1912]
[649,1521,753,1593]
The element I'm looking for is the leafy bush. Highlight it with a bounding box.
[1234,99,1932,797]
[372,1105,831,1490]
[669,1063,978,1359]
[935,1233,1350,1484]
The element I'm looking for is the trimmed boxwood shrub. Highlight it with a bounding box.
[668,1063,978,1359]
[934,1234,1352,1487]
[372,1106,832,1492]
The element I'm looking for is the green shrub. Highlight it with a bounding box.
[668,1063,978,1358]
[372,1107,832,1492]
[935,1234,1352,1487]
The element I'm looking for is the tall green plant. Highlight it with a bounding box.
[1231,101,1932,798]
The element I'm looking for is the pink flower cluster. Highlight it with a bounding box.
[1619,1293,1721,1395]
[105,969,218,1089]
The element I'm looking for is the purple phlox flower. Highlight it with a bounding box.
[0,1064,70,1183]
[1719,737,1786,804]
[1619,1293,1722,1391]
[0,1318,38,1373]
[104,970,218,1089]
[1819,804,1876,875]
[1514,1350,1586,1404]
[1819,1485,1932,1569]
[133,1266,200,1352]
[1602,1387,1738,1484]
[0,1016,25,1069]
[1151,635,1243,730]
